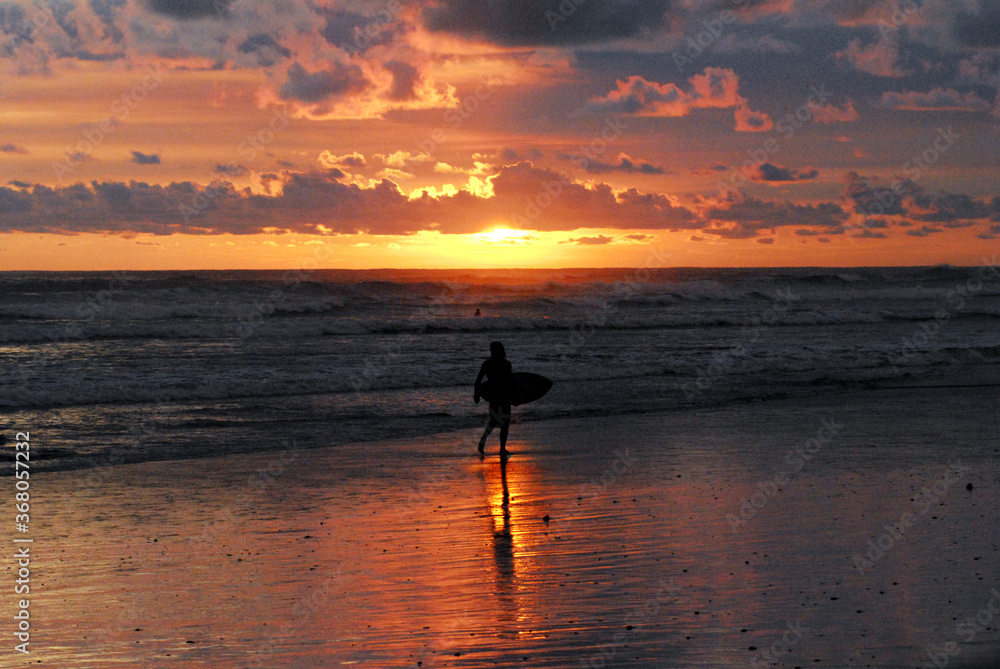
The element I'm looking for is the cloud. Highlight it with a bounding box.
[279,61,369,104]
[906,225,943,237]
[237,33,292,67]
[383,59,421,101]
[978,224,1000,240]
[751,163,819,183]
[756,237,774,244]
[375,167,414,181]
[807,100,859,124]
[952,0,1000,48]
[147,0,230,20]
[0,164,704,236]
[558,152,665,175]
[319,151,367,169]
[910,192,991,223]
[1,143,29,154]
[879,88,993,112]
[587,68,772,132]
[495,148,543,163]
[703,196,849,238]
[433,161,494,176]
[854,229,887,239]
[214,163,249,177]
[421,0,671,46]
[560,235,615,245]
[844,173,913,217]
[130,150,161,165]
[377,151,432,169]
[835,33,908,77]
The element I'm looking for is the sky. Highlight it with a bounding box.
[1,0,1000,270]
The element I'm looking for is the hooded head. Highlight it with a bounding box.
[490,341,506,359]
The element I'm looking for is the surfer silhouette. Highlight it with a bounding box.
[474,341,512,457]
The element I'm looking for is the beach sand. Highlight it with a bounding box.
[12,382,1000,668]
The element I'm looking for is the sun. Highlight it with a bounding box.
[477,228,534,244]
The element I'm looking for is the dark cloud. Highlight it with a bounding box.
[756,237,774,244]
[319,7,402,52]
[978,224,1000,240]
[911,192,991,223]
[752,163,819,183]
[558,152,665,175]
[383,59,420,101]
[214,163,249,177]
[1,143,28,154]
[422,0,671,46]
[854,229,887,239]
[0,165,700,236]
[953,0,1000,48]
[705,197,849,238]
[906,225,943,237]
[89,0,127,43]
[880,88,992,112]
[237,34,291,67]
[560,235,615,245]
[130,151,161,165]
[147,0,230,20]
[319,151,367,169]
[625,233,655,241]
[494,162,698,230]
[279,62,369,104]
[498,148,543,163]
[844,173,912,217]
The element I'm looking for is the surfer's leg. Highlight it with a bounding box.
[481,404,501,452]
[498,404,511,453]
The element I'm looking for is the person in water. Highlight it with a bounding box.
[474,341,512,456]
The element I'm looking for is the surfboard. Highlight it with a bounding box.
[479,372,553,406]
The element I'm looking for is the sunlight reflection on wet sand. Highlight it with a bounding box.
[22,385,1000,668]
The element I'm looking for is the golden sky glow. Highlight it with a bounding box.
[1,0,999,269]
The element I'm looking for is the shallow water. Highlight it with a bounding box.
[4,266,1000,473]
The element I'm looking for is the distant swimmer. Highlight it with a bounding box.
[474,308,481,317]
[474,341,512,457]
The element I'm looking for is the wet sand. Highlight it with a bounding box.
[14,383,1000,668]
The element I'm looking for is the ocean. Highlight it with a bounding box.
[3,265,999,472]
